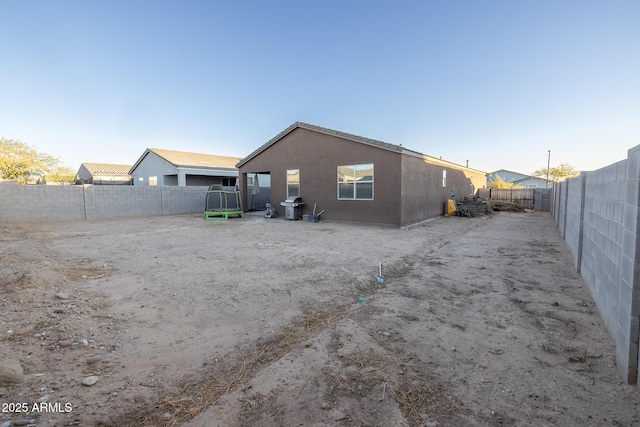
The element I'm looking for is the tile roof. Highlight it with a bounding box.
[82,163,132,176]
[148,148,241,169]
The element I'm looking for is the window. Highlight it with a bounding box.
[338,164,373,200]
[149,176,157,186]
[222,177,236,187]
[287,169,300,198]
[442,170,447,187]
[246,176,253,186]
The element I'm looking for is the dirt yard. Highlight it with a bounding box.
[1,211,639,427]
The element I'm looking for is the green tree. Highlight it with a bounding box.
[532,163,580,183]
[44,166,76,185]
[0,138,60,184]
[488,175,523,189]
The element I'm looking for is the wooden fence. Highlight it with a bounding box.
[477,188,535,209]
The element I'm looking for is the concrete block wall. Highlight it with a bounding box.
[554,179,568,236]
[554,146,640,385]
[564,174,586,270]
[0,182,209,222]
[533,188,552,211]
[161,186,210,215]
[582,162,627,337]
[621,148,640,384]
[93,186,163,218]
[0,181,86,221]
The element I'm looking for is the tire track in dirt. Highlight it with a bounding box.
[117,219,484,426]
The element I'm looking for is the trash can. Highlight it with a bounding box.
[280,197,304,220]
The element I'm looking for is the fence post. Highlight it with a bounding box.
[82,184,97,220]
[576,173,586,273]
[562,182,569,238]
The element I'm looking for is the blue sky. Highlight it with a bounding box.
[1,1,638,175]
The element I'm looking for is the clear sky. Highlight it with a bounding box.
[1,0,638,175]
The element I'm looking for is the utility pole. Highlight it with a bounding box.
[546,150,551,188]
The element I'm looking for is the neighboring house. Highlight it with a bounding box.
[129,148,241,187]
[488,169,553,188]
[236,122,487,227]
[75,163,132,185]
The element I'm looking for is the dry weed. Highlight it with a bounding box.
[129,304,353,426]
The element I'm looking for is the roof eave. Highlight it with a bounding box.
[236,122,403,168]
[236,121,487,175]
[236,122,300,168]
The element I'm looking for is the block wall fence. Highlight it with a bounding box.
[554,145,640,385]
[0,182,209,221]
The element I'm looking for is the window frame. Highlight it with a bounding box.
[287,169,300,198]
[222,177,236,187]
[337,163,374,200]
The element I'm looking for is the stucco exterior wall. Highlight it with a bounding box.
[239,127,487,227]
[76,164,92,182]
[130,153,237,187]
[239,127,403,225]
[131,153,177,186]
[400,155,481,224]
[186,175,231,187]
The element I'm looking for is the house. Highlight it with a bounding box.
[236,122,487,227]
[75,163,132,185]
[488,169,553,188]
[129,148,241,187]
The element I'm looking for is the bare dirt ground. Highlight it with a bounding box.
[1,211,640,427]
